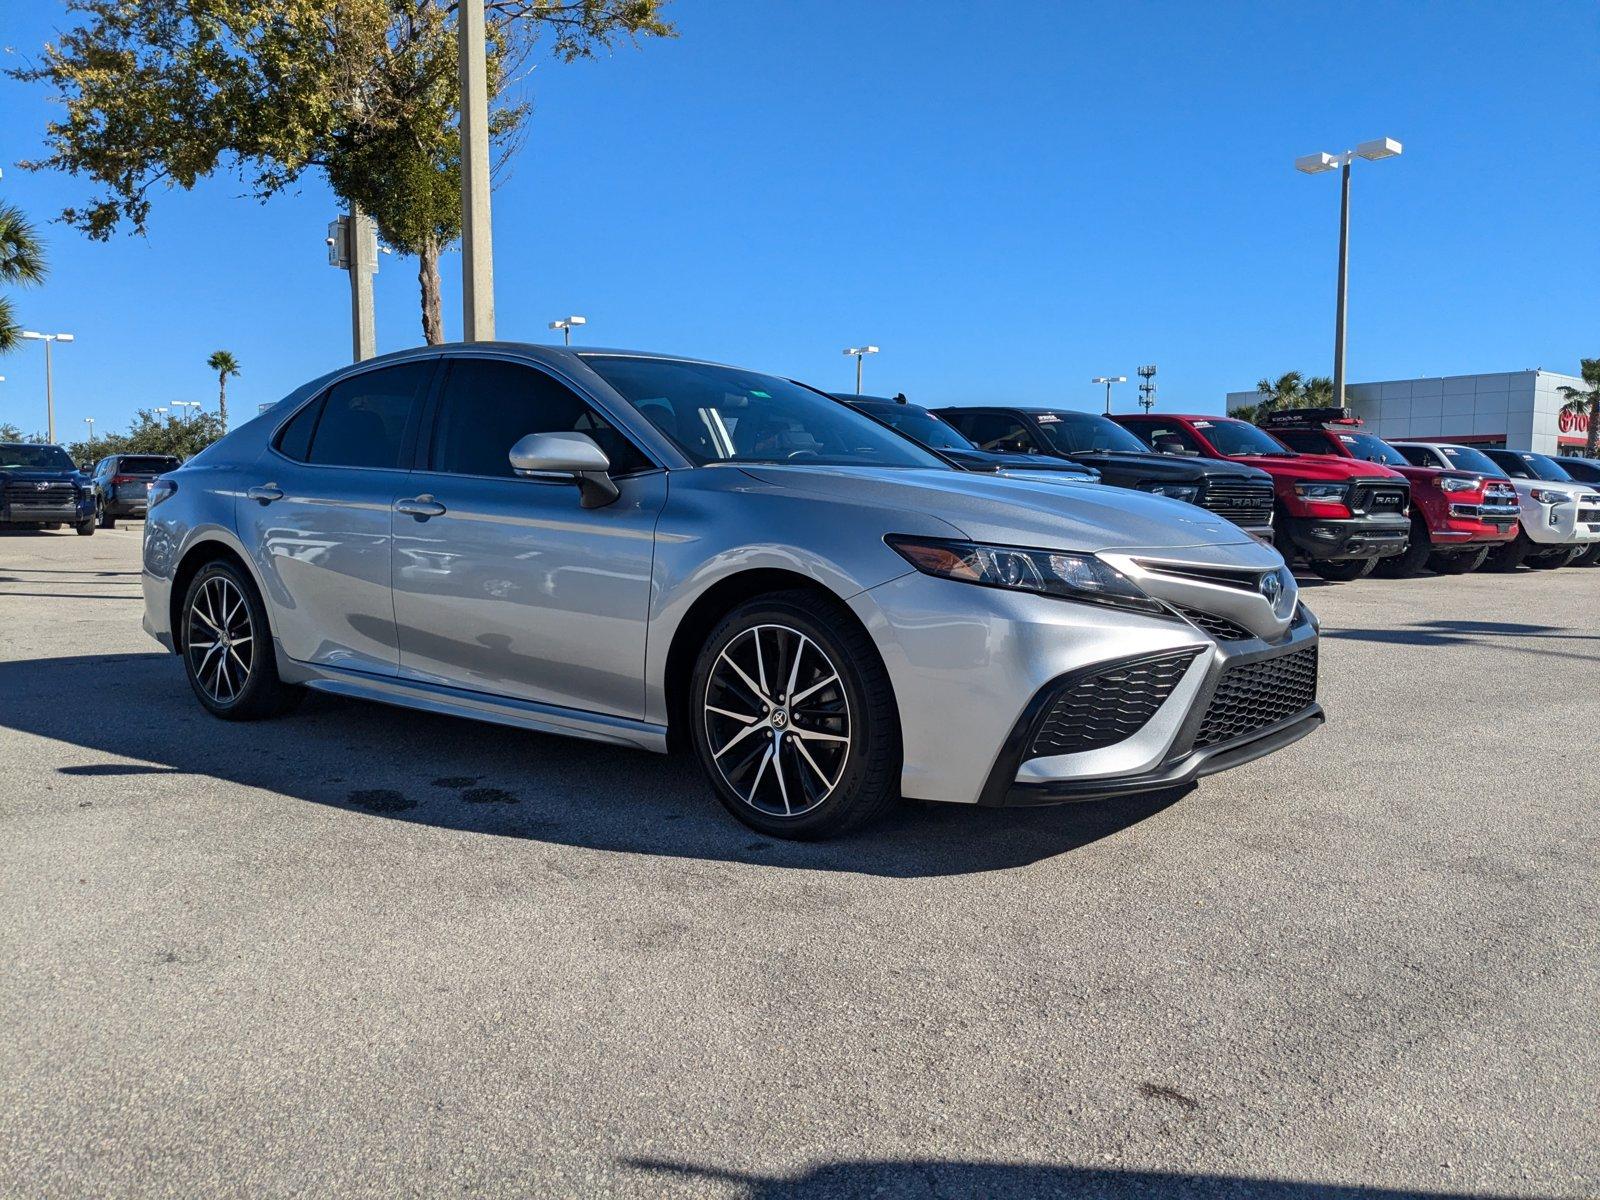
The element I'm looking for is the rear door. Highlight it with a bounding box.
[392,354,666,719]
[238,359,435,677]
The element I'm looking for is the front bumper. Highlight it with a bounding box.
[1279,513,1410,560]
[0,497,94,526]
[1521,496,1600,546]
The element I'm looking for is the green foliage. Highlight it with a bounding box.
[0,202,48,353]
[1231,371,1336,422]
[66,407,226,465]
[0,421,47,443]
[1557,358,1600,458]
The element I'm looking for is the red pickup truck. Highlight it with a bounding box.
[1257,409,1520,576]
[1114,411,1412,581]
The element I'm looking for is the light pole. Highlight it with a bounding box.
[172,401,201,423]
[1295,137,1403,407]
[84,417,95,452]
[549,316,587,346]
[1092,375,1127,415]
[458,0,495,340]
[842,346,879,395]
[20,331,75,444]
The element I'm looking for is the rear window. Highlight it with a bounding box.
[117,456,180,474]
[275,362,433,469]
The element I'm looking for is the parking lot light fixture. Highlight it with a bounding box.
[172,401,201,423]
[20,330,75,444]
[84,417,95,449]
[1092,375,1128,415]
[1296,136,1403,406]
[843,346,879,394]
[548,316,587,346]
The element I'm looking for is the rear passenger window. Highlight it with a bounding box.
[1273,429,1332,455]
[275,398,323,462]
[958,413,1036,454]
[297,363,431,469]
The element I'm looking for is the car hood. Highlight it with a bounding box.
[0,468,83,483]
[735,464,1254,552]
[940,447,1096,477]
[1506,478,1598,500]
[1223,453,1408,482]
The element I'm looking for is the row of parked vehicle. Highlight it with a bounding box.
[834,396,1600,580]
[0,445,179,535]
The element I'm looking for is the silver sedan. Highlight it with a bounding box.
[140,345,1322,838]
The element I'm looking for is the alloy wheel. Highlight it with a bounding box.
[703,623,851,818]
[186,575,255,704]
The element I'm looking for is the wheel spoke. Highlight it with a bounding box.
[706,703,758,726]
[753,627,770,698]
[717,649,768,706]
[790,672,839,706]
[792,734,837,790]
[745,742,774,804]
[714,721,765,760]
[773,736,793,815]
[793,727,848,744]
[783,634,807,702]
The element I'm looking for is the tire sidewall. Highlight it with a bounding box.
[689,596,893,839]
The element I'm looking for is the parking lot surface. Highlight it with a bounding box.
[1,526,1595,1199]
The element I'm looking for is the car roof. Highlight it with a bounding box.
[939,405,1106,417]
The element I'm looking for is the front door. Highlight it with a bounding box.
[391,356,665,720]
[239,360,434,677]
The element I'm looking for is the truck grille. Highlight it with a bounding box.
[1174,605,1255,642]
[1199,478,1274,524]
[1349,482,1409,514]
[1029,648,1202,759]
[4,481,77,508]
[1195,646,1318,749]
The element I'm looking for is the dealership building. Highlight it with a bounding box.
[1226,369,1593,456]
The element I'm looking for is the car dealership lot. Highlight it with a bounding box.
[1,528,1594,1198]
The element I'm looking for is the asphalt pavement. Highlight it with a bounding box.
[1,526,1595,1199]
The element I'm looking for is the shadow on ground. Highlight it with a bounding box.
[1323,618,1600,660]
[0,652,1187,879]
[626,1158,1520,1199]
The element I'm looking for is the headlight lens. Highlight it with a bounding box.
[1529,488,1569,504]
[1294,482,1347,501]
[1437,476,1477,493]
[885,535,1163,613]
[1139,482,1199,503]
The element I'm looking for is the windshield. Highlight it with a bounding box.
[1513,453,1574,482]
[583,356,946,470]
[0,444,76,471]
[855,403,975,452]
[1437,445,1508,477]
[1198,419,1297,457]
[1033,411,1150,454]
[1336,432,1408,467]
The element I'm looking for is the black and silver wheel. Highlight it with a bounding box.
[1527,547,1578,570]
[181,560,299,720]
[690,590,899,839]
[1374,521,1431,577]
[97,499,115,529]
[1484,532,1532,573]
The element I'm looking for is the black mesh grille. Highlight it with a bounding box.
[1029,649,1202,759]
[1174,605,1255,642]
[4,481,76,508]
[1198,478,1275,524]
[1195,646,1318,748]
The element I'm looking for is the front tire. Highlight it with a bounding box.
[75,516,95,536]
[1527,547,1578,570]
[689,590,900,839]
[181,560,300,720]
[1430,546,1488,574]
[98,499,115,529]
[1484,533,1533,572]
[1374,522,1431,577]
[1308,556,1377,582]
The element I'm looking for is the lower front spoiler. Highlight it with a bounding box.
[993,704,1325,807]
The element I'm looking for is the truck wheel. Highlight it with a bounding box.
[75,516,96,536]
[181,560,301,721]
[1374,522,1431,577]
[1308,557,1377,582]
[1571,544,1600,567]
[1430,547,1488,574]
[98,500,116,529]
[1483,534,1532,573]
[1527,548,1577,570]
[689,589,900,840]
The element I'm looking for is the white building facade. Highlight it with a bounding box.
[1226,370,1592,456]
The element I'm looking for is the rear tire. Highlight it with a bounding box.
[1374,522,1431,577]
[688,589,900,840]
[1483,533,1532,573]
[1308,556,1377,582]
[1430,546,1488,574]
[98,499,116,529]
[180,560,301,721]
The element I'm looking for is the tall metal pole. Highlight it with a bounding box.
[44,338,55,444]
[349,206,377,361]
[855,353,863,394]
[1104,379,1113,415]
[1332,154,1352,408]
[459,0,495,341]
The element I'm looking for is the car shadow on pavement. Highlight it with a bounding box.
[0,652,1188,879]
[625,1158,1520,1198]
[1323,618,1600,662]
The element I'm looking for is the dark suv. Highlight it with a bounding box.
[0,443,96,535]
[934,405,1277,541]
[90,453,181,527]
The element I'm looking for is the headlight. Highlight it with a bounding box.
[1139,482,1199,503]
[1529,488,1569,504]
[1294,482,1347,501]
[1437,476,1477,493]
[885,535,1164,614]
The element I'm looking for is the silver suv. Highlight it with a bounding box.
[141,346,1322,838]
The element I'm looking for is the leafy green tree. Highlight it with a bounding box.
[1302,375,1335,407]
[0,203,47,353]
[14,0,675,344]
[1,421,46,443]
[66,408,226,465]
[1557,359,1599,459]
[207,349,241,431]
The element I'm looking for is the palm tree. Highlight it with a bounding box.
[1254,371,1305,415]
[1557,359,1599,459]
[206,350,240,432]
[1302,375,1335,407]
[0,203,47,354]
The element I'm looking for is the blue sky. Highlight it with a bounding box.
[0,0,1593,441]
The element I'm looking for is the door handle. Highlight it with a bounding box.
[248,484,285,504]
[395,495,447,519]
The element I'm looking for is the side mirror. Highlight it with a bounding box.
[508,431,619,509]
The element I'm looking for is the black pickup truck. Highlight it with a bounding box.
[934,405,1278,541]
[0,443,96,535]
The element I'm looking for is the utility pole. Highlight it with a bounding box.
[843,346,879,394]
[1137,364,1157,412]
[328,212,378,361]
[1092,375,1127,415]
[20,331,75,444]
[459,0,496,341]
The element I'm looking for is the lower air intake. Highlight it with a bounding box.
[1195,646,1318,749]
[1028,648,1202,759]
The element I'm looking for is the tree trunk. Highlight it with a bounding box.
[218,376,228,433]
[420,238,444,345]
[1588,397,1598,459]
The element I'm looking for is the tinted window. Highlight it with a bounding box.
[1556,457,1600,483]
[1192,419,1297,457]
[1394,444,1439,468]
[276,397,322,462]
[1034,412,1149,455]
[583,356,943,469]
[1438,446,1508,476]
[1511,453,1574,482]
[430,358,650,478]
[947,412,1040,454]
[855,403,975,451]
[117,455,181,474]
[1484,450,1534,479]
[0,445,76,470]
[1335,433,1408,467]
[1132,420,1210,456]
[306,363,431,469]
